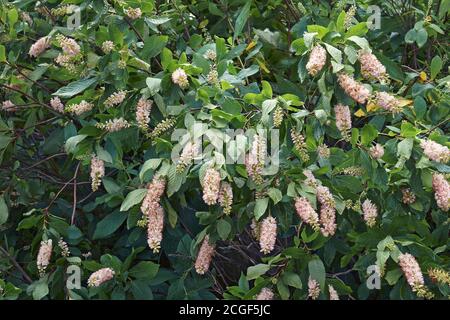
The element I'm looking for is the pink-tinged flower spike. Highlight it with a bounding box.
[398,253,424,289]
[334,104,352,139]
[171,68,189,89]
[420,140,450,163]
[338,73,370,104]
[37,239,52,275]
[96,118,131,132]
[135,98,152,131]
[218,182,233,215]
[87,268,115,287]
[57,35,80,57]
[147,206,164,253]
[362,199,377,227]
[104,90,126,108]
[255,288,274,300]
[373,92,401,113]
[195,235,215,275]
[308,277,320,300]
[90,156,105,192]
[316,186,337,236]
[358,50,387,82]
[202,168,221,205]
[306,45,327,76]
[66,100,94,115]
[328,285,339,300]
[432,173,449,211]
[259,216,277,254]
[246,134,266,184]
[176,141,198,173]
[303,169,318,187]
[50,97,64,113]
[369,143,384,160]
[125,7,142,20]
[294,197,320,230]
[141,176,166,217]
[29,36,50,58]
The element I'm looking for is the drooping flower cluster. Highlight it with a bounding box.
[316,185,337,237]
[176,141,198,173]
[432,173,449,211]
[104,90,126,108]
[362,199,378,227]
[29,36,50,58]
[96,118,131,132]
[291,130,309,162]
[308,278,320,300]
[58,238,70,257]
[171,68,189,89]
[255,288,274,300]
[373,91,401,113]
[195,235,215,275]
[294,197,320,231]
[202,168,221,205]
[50,97,64,113]
[135,98,152,131]
[334,104,352,139]
[401,188,416,205]
[203,49,217,61]
[246,134,266,184]
[338,73,370,104]
[101,40,115,54]
[125,7,142,20]
[218,182,233,215]
[369,143,384,159]
[428,268,450,286]
[303,169,318,187]
[57,35,80,56]
[328,285,339,300]
[273,106,284,127]
[317,144,330,159]
[147,206,165,253]
[358,50,387,82]
[66,100,94,115]
[148,118,176,140]
[420,140,450,163]
[398,253,433,298]
[37,239,52,275]
[87,268,115,287]
[90,156,105,191]
[306,45,327,76]
[259,216,277,254]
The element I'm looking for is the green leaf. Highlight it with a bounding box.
[397,138,414,159]
[0,45,6,63]
[93,211,127,239]
[32,280,49,300]
[164,198,178,228]
[141,35,168,59]
[131,280,154,300]
[120,189,147,211]
[52,77,97,98]
[324,43,342,63]
[267,188,282,204]
[234,1,252,40]
[254,197,269,220]
[146,77,162,96]
[139,158,163,182]
[361,124,378,146]
[308,258,325,289]
[246,263,270,280]
[0,195,8,225]
[345,22,368,37]
[65,135,88,154]
[129,261,159,279]
[400,121,420,138]
[217,219,231,240]
[282,271,302,289]
[430,55,443,80]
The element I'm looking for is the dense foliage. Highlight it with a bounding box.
[0,0,449,300]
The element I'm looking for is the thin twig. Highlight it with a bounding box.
[0,246,33,284]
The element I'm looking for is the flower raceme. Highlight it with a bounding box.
[202,168,221,205]
[29,36,50,58]
[90,156,105,192]
[255,288,274,300]
[294,196,320,231]
[172,68,189,89]
[87,268,115,287]
[420,140,450,163]
[147,206,165,253]
[358,50,387,82]
[432,173,449,211]
[259,216,277,254]
[362,199,378,227]
[135,98,152,131]
[306,45,327,76]
[37,239,52,275]
[338,73,370,104]
[195,235,215,275]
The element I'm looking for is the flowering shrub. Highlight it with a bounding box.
[0,0,449,300]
